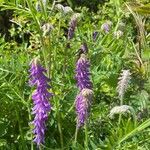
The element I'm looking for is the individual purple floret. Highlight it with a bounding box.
[75,54,92,90]
[29,58,52,146]
[75,88,93,127]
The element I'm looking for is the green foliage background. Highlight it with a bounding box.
[0,0,150,149]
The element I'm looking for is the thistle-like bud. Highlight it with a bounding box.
[29,58,53,146]
[75,54,92,90]
[76,88,93,127]
[109,105,134,119]
[117,69,131,100]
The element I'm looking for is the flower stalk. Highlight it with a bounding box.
[74,45,93,148]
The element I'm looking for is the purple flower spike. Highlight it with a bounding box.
[29,58,52,146]
[75,54,92,90]
[75,50,93,127]
[76,88,93,127]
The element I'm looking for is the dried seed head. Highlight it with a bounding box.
[109,105,134,119]
[117,69,131,100]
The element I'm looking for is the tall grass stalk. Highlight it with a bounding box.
[118,118,150,145]
[27,106,34,150]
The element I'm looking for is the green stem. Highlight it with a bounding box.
[15,109,26,149]
[39,145,42,150]
[118,97,123,125]
[39,0,47,21]
[84,122,88,150]
[51,0,56,12]
[64,101,75,118]
[27,105,34,150]
[26,0,48,70]
[118,114,122,125]
[74,125,78,145]
[55,98,64,148]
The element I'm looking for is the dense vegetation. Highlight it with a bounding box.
[0,0,150,149]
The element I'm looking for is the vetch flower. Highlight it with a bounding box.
[75,46,93,127]
[75,88,93,127]
[29,58,53,146]
[75,53,92,90]
[101,21,112,33]
[68,13,80,40]
[68,17,77,40]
